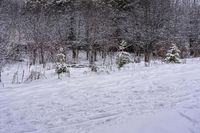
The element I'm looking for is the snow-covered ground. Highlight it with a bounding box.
[0,59,200,133]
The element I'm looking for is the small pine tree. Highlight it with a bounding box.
[165,43,181,63]
[55,48,69,78]
[116,40,132,69]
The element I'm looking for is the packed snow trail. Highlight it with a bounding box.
[0,60,200,133]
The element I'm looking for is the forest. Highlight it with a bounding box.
[0,0,200,81]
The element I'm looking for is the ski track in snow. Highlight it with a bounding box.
[0,60,200,133]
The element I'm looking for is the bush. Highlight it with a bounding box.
[165,43,181,63]
[116,52,132,69]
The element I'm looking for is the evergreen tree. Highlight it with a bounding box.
[165,43,181,63]
[55,48,69,79]
[116,40,132,69]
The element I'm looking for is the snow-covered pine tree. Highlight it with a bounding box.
[55,48,69,79]
[165,43,181,63]
[116,40,132,69]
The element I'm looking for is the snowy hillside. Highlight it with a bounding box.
[0,59,200,133]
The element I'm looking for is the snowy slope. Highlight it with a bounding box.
[0,59,200,133]
[92,109,200,133]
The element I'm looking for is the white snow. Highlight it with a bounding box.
[0,58,200,133]
[92,109,200,133]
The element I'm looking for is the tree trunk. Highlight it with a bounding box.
[144,52,150,67]
[89,43,95,68]
[102,51,107,65]
[72,49,76,59]
[89,51,94,65]
[94,51,97,61]
[0,66,2,83]
[0,72,1,83]
[86,50,89,60]
[33,49,37,65]
[72,49,79,63]
[40,46,45,68]
[76,49,79,60]
[40,47,44,63]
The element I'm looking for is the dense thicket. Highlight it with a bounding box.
[0,0,200,69]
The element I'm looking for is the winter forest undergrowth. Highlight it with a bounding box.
[1,0,200,133]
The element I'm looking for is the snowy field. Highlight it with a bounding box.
[0,58,200,133]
